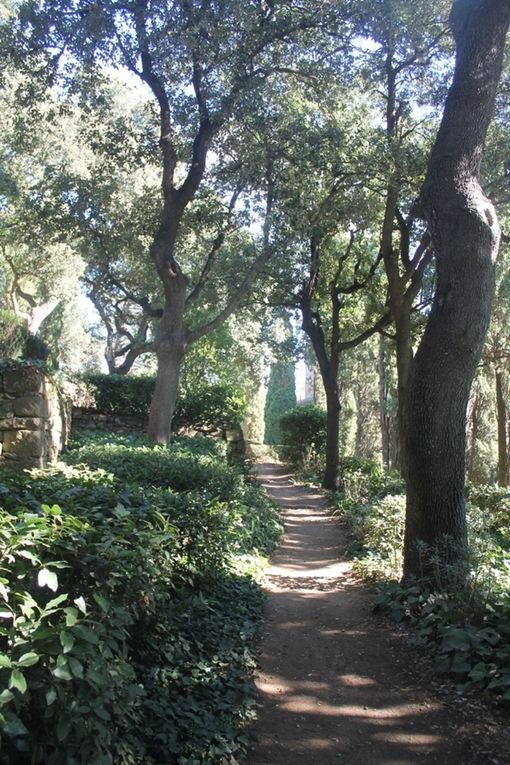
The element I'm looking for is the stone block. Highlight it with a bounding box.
[3,366,45,395]
[14,395,48,418]
[0,401,15,418]
[3,430,43,459]
[0,454,45,471]
[0,417,42,431]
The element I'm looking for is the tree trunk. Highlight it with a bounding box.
[378,336,391,470]
[323,381,341,490]
[147,250,188,444]
[403,0,510,582]
[394,311,413,472]
[466,389,479,483]
[496,369,509,487]
[300,291,342,490]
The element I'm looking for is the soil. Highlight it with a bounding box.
[244,460,510,765]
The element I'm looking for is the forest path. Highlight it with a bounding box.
[245,460,507,765]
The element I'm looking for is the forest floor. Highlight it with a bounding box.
[244,460,510,765]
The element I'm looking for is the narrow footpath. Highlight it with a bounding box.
[245,461,509,765]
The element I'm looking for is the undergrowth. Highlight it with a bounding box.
[0,432,283,764]
[330,458,510,703]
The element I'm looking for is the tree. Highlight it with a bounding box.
[0,71,87,361]
[264,360,296,444]
[10,0,331,443]
[403,0,510,581]
[357,0,451,472]
[257,77,392,488]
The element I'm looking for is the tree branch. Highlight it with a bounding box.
[185,186,241,307]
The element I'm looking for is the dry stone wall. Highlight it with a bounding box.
[71,408,147,433]
[0,364,70,471]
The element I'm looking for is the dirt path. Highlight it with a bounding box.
[245,461,508,765]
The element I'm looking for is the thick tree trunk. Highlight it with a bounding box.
[466,390,479,484]
[378,336,392,470]
[394,312,413,473]
[323,382,341,490]
[403,0,510,582]
[496,370,509,487]
[300,291,342,490]
[147,241,188,444]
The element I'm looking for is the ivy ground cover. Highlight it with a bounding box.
[331,458,510,703]
[0,432,282,765]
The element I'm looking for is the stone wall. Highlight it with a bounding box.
[71,408,147,433]
[0,364,70,471]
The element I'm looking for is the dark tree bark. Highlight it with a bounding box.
[496,369,509,487]
[466,389,480,484]
[300,236,389,490]
[378,335,393,471]
[403,0,510,581]
[126,3,282,444]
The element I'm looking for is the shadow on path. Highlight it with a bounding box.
[245,461,506,765]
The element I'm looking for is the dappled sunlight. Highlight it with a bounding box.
[338,673,378,687]
[373,732,444,746]
[247,462,476,765]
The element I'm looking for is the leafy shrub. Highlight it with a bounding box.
[340,456,404,504]
[174,383,247,433]
[82,374,154,418]
[467,484,510,533]
[0,310,28,359]
[0,312,50,363]
[373,576,510,701]
[21,333,50,362]
[81,374,246,432]
[279,404,327,466]
[332,458,510,701]
[0,503,160,764]
[64,439,242,499]
[0,433,282,763]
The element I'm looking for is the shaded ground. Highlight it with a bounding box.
[245,460,509,765]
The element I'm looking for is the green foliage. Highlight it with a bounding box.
[0,310,27,358]
[332,460,510,701]
[0,432,283,763]
[278,405,327,466]
[64,439,241,499]
[20,333,50,362]
[263,361,296,445]
[82,374,154,418]
[82,374,246,432]
[173,383,247,433]
[373,576,510,701]
[331,459,405,580]
[0,313,49,362]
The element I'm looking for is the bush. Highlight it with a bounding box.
[0,433,282,763]
[0,313,49,362]
[279,405,327,466]
[331,459,510,701]
[0,310,28,359]
[81,374,247,432]
[174,382,247,433]
[83,374,153,418]
[64,438,242,499]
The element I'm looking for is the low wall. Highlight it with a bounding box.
[71,408,147,433]
[0,364,70,471]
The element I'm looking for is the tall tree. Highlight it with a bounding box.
[357,0,451,471]
[403,0,510,581]
[264,360,296,445]
[10,0,331,443]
